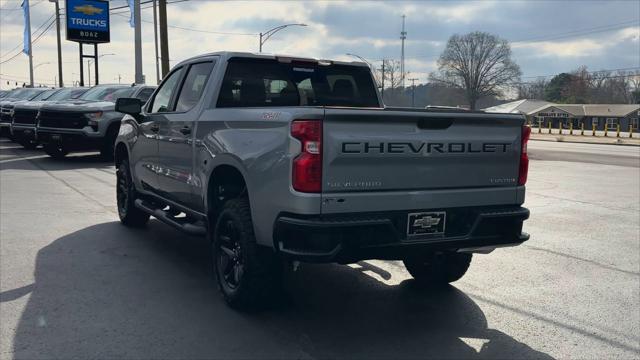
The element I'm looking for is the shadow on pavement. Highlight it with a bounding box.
[11,221,554,359]
[0,146,112,171]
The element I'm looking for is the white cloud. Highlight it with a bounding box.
[512,26,639,58]
[0,1,638,89]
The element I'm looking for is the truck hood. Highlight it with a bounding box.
[13,101,49,110]
[40,100,115,112]
[0,98,30,106]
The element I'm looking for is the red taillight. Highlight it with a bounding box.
[518,125,531,186]
[291,120,322,193]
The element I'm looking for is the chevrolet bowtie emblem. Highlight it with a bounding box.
[73,4,103,15]
[414,216,440,229]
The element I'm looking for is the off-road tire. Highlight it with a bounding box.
[211,197,282,310]
[43,144,68,159]
[116,159,149,227]
[403,252,472,286]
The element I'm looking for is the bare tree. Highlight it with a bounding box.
[518,77,547,100]
[562,65,590,103]
[629,70,640,103]
[429,31,521,109]
[377,59,403,90]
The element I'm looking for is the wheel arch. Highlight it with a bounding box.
[114,141,129,168]
[205,163,250,226]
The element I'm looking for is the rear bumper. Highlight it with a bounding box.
[274,206,529,263]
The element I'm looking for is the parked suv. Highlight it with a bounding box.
[37,84,155,159]
[114,52,530,309]
[11,87,89,149]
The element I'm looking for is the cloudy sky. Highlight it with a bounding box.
[0,0,639,91]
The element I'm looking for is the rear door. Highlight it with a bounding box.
[321,109,524,210]
[157,60,216,208]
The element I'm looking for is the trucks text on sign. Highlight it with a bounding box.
[65,0,110,43]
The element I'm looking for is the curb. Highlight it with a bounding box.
[530,135,640,147]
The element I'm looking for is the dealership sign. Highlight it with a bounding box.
[65,0,110,43]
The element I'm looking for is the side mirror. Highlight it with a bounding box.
[115,97,142,116]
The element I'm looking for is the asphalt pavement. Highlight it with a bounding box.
[529,140,640,168]
[1,139,638,359]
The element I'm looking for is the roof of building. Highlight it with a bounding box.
[527,103,639,117]
[484,99,553,114]
[582,104,639,117]
[486,100,639,118]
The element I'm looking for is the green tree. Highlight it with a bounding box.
[544,73,573,102]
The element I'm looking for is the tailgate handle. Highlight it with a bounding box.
[417,118,453,130]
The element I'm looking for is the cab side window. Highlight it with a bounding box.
[149,67,184,113]
[175,62,214,112]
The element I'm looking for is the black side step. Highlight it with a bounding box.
[134,199,207,236]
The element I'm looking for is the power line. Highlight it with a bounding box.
[0,13,55,59]
[521,67,640,80]
[112,12,256,36]
[512,19,639,43]
[0,18,55,65]
[109,0,185,12]
[409,19,640,62]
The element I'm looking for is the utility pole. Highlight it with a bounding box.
[24,0,34,87]
[158,0,170,78]
[379,60,385,101]
[50,0,63,87]
[409,78,418,107]
[152,0,160,84]
[400,15,406,89]
[134,0,143,84]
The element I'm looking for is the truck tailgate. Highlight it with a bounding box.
[321,108,525,213]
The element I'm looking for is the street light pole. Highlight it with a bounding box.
[346,53,385,96]
[258,23,307,52]
[34,62,51,70]
[88,53,115,86]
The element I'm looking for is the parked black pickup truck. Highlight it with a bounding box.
[37,84,155,159]
[11,87,89,149]
[0,88,50,137]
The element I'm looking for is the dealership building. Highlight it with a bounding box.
[485,100,640,131]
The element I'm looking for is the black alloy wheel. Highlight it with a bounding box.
[116,164,130,218]
[116,159,149,226]
[216,217,244,290]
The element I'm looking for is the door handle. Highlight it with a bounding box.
[150,123,160,132]
[180,126,191,135]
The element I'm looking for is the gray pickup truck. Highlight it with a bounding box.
[113,52,530,309]
[37,84,155,159]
